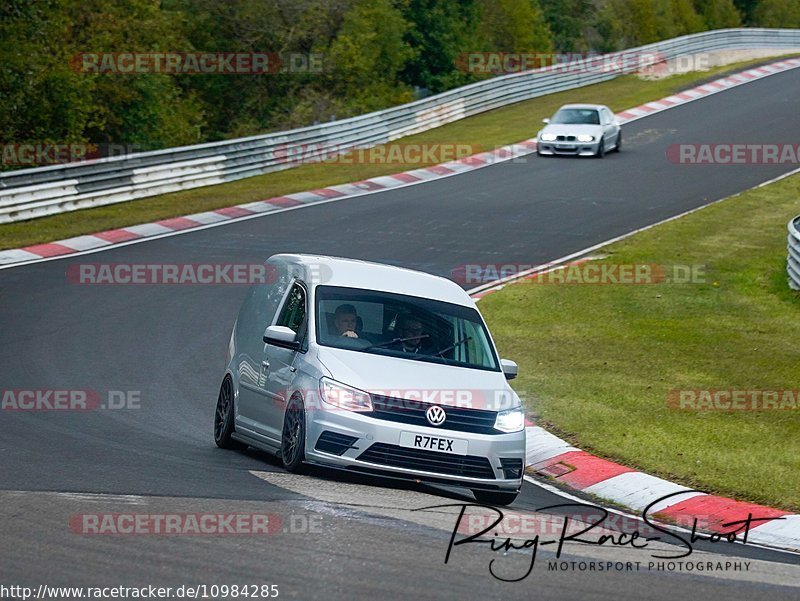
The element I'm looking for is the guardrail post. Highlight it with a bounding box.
[789,215,800,291]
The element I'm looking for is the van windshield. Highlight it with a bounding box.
[315,285,500,371]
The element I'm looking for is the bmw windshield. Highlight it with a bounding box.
[551,108,600,124]
[315,285,500,371]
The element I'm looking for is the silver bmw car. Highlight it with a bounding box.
[536,103,621,157]
[214,254,526,505]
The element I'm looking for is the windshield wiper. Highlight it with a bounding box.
[363,334,429,351]
[435,336,472,358]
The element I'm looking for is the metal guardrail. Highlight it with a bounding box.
[2,28,800,224]
[789,216,800,290]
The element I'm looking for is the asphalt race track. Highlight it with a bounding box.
[1,68,799,599]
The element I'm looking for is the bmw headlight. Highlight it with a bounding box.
[540,133,557,142]
[494,406,524,432]
[320,378,373,412]
[577,134,595,142]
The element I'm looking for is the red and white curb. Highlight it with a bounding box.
[2,56,800,269]
[468,257,800,553]
[519,423,799,553]
[615,58,800,122]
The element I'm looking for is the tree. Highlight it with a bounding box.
[477,0,553,54]
[400,0,484,93]
[693,0,742,28]
[753,0,800,27]
[0,0,94,145]
[67,0,204,148]
[605,0,661,46]
[325,0,414,115]
[174,0,351,137]
[665,0,706,37]
[732,0,758,24]
[539,0,595,52]
[0,0,204,155]
[595,0,705,49]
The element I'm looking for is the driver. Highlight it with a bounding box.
[333,304,359,338]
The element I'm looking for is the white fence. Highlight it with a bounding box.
[2,28,800,223]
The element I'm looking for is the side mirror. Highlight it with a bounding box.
[263,325,300,351]
[500,358,518,381]
[542,118,550,124]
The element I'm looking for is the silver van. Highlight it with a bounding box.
[214,254,526,505]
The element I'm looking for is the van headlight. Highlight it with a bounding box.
[320,378,373,412]
[540,133,557,142]
[494,407,525,432]
[577,134,595,142]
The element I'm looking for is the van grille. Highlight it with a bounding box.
[368,395,499,435]
[357,443,496,479]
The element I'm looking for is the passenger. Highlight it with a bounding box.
[391,313,437,354]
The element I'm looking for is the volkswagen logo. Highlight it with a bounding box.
[425,405,446,426]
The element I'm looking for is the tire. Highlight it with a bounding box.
[281,396,307,473]
[472,490,519,506]
[595,139,606,158]
[214,376,244,449]
[614,130,622,152]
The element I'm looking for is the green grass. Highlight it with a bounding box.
[479,174,800,511]
[0,56,789,250]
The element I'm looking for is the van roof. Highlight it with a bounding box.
[271,254,473,306]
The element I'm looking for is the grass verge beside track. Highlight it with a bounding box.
[480,173,800,511]
[0,56,793,251]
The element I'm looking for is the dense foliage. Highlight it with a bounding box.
[0,0,794,154]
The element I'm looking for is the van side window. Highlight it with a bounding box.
[277,283,306,334]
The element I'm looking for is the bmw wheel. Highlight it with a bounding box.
[281,396,307,473]
[596,139,606,158]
